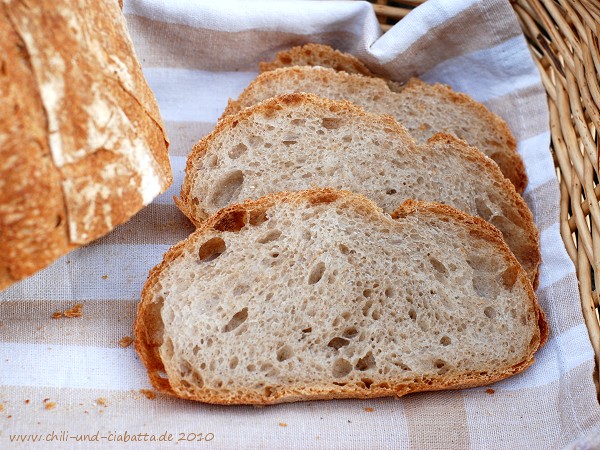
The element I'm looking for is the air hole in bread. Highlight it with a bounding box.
[327,337,349,350]
[408,308,417,321]
[229,356,239,369]
[342,135,352,143]
[339,244,351,254]
[213,209,247,232]
[474,196,493,220]
[502,266,519,290]
[440,336,452,346]
[283,140,297,146]
[260,362,273,372]
[276,345,294,362]
[484,306,497,319]
[211,170,244,208]
[248,209,268,226]
[290,118,305,126]
[361,378,374,389]
[321,117,343,130]
[222,307,248,333]
[198,237,226,262]
[302,327,312,333]
[332,358,352,378]
[257,230,282,244]
[264,386,274,397]
[356,352,376,371]
[333,382,347,386]
[205,154,218,168]
[228,143,247,159]
[384,287,395,298]
[362,301,373,317]
[386,188,397,195]
[472,273,498,299]
[343,327,358,339]
[429,257,448,278]
[394,361,412,371]
[372,309,381,320]
[232,284,249,296]
[308,262,326,285]
[434,359,449,375]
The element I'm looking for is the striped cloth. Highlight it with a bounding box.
[1,0,599,448]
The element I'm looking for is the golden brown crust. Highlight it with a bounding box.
[180,93,539,284]
[0,0,172,291]
[259,43,374,76]
[138,188,547,405]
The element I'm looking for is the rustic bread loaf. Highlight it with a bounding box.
[178,93,539,285]
[227,64,526,193]
[0,0,172,290]
[136,189,548,405]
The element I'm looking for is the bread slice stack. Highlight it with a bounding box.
[135,44,547,405]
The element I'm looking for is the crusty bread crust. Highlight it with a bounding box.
[259,43,375,76]
[178,93,540,285]
[0,0,172,290]
[137,189,547,405]
[226,64,526,193]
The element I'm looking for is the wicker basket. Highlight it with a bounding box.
[368,0,600,395]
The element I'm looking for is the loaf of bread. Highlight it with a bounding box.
[178,93,539,285]
[228,63,526,193]
[136,189,547,405]
[0,0,172,290]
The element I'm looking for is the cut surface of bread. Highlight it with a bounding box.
[136,189,548,405]
[179,93,540,285]
[226,65,526,193]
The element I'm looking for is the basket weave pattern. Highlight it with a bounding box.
[368,0,600,393]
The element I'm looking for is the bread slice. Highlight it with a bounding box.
[136,189,548,405]
[225,65,526,193]
[178,93,540,286]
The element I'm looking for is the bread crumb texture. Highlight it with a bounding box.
[119,336,134,348]
[182,93,538,284]
[139,389,157,400]
[136,190,546,404]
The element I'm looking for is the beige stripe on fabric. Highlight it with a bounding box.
[535,273,583,335]
[465,362,600,449]
[125,14,358,72]
[378,2,521,80]
[0,299,137,347]
[523,178,559,234]
[557,362,600,446]
[403,391,470,448]
[483,84,550,142]
[93,203,194,246]
[164,121,216,157]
